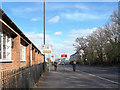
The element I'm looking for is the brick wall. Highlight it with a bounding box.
[41,54,44,63]
[38,53,40,64]
[35,51,38,64]
[1,35,21,71]
[0,34,44,71]
[12,35,21,69]
[0,16,44,72]
[26,44,30,66]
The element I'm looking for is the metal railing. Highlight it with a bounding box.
[0,63,45,88]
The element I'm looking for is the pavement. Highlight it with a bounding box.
[35,65,120,89]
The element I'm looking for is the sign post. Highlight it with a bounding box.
[41,44,52,72]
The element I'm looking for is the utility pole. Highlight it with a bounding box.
[44,0,45,45]
[43,0,46,71]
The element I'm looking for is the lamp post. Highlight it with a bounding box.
[44,0,45,45]
[43,0,46,70]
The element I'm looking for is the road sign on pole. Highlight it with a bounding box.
[41,44,52,72]
[43,50,52,54]
[61,54,67,58]
[41,44,52,54]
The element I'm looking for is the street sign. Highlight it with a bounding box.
[61,54,67,58]
[41,44,52,54]
[42,50,52,54]
[41,44,52,50]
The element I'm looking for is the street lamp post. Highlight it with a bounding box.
[44,0,45,45]
[43,0,46,71]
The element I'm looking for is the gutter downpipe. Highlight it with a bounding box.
[30,44,32,66]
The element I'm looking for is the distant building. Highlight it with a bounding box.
[70,50,84,62]
[65,58,70,64]
[70,52,78,62]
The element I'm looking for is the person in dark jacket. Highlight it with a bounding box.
[72,61,76,72]
[54,61,57,71]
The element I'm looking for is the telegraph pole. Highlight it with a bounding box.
[43,0,46,71]
[44,0,45,45]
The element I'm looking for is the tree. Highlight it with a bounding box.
[73,10,120,65]
[73,37,88,64]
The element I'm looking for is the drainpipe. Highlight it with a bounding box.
[30,44,32,66]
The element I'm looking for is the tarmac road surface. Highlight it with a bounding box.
[36,65,119,89]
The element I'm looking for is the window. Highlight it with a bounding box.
[20,44,26,61]
[0,31,11,60]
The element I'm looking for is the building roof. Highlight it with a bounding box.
[0,8,42,54]
[70,51,78,57]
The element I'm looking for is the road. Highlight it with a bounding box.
[36,65,119,88]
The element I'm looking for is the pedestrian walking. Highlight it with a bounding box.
[54,61,57,71]
[72,61,76,72]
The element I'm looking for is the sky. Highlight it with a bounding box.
[1,2,118,59]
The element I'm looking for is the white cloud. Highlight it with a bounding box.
[10,7,41,17]
[25,32,74,58]
[46,3,89,11]
[25,32,53,49]
[53,28,97,58]
[24,28,97,59]
[53,43,75,58]
[61,11,107,21]
[31,17,40,21]
[54,28,97,58]
[11,8,34,14]
[69,28,97,38]
[63,40,74,46]
[24,28,96,58]
[48,16,60,23]
[75,5,89,10]
[54,32,62,35]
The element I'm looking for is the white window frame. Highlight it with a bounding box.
[20,44,26,62]
[0,30,13,63]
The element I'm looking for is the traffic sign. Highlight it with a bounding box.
[61,54,67,57]
[41,44,52,50]
[41,44,52,54]
[42,50,52,54]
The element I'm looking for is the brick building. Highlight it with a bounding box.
[0,9,44,71]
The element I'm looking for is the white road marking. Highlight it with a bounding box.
[80,71,120,85]
[65,67,120,85]
[88,74,95,76]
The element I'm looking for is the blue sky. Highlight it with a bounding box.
[1,2,118,58]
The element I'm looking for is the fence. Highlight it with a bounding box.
[0,63,46,88]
